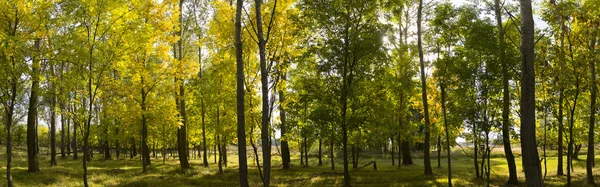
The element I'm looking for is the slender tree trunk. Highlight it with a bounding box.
[255,0,272,185]
[279,72,290,169]
[558,90,564,175]
[318,138,322,166]
[417,0,432,175]
[234,0,249,183]
[202,99,209,167]
[474,138,480,178]
[67,112,71,155]
[331,128,335,170]
[6,114,14,187]
[437,135,441,168]
[141,76,149,172]
[218,136,223,173]
[27,39,41,172]
[304,136,308,167]
[586,24,597,185]
[568,80,580,186]
[116,128,119,159]
[494,0,518,183]
[441,83,452,186]
[61,105,66,158]
[520,0,544,185]
[402,141,413,165]
[391,137,395,166]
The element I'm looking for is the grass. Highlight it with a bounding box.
[0,146,598,186]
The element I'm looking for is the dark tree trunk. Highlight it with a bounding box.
[474,139,480,178]
[331,128,335,170]
[441,84,452,186]
[255,0,273,185]
[73,118,78,160]
[586,24,597,185]
[27,39,41,172]
[494,0,518,183]
[520,0,544,185]
[437,135,441,168]
[318,138,322,166]
[116,128,119,159]
[202,99,209,167]
[104,140,110,160]
[67,113,71,155]
[233,0,248,182]
[417,0,432,175]
[50,68,57,166]
[218,136,223,173]
[279,72,290,169]
[61,105,66,158]
[176,0,190,171]
[304,136,308,167]
[391,137,395,166]
[401,141,413,165]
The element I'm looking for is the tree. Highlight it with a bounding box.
[235,0,249,185]
[176,0,191,171]
[519,0,544,186]
[494,0,518,183]
[417,0,433,175]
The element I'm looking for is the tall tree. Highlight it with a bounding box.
[27,39,41,172]
[417,0,433,175]
[176,0,191,171]
[235,0,249,186]
[519,0,544,186]
[494,0,518,183]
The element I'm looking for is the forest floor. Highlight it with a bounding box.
[0,146,598,187]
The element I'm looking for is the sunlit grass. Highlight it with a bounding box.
[0,146,598,186]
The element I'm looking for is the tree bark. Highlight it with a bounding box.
[255,0,272,185]
[401,141,413,165]
[520,0,544,185]
[176,0,190,171]
[27,39,41,172]
[494,0,518,183]
[279,72,290,169]
[234,0,248,185]
[586,24,597,185]
[441,83,452,186]
[417,0,432,175]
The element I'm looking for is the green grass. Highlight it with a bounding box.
[0,146,598,186]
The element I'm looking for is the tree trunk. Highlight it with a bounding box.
[474,139,480,178]
[234,1,248,184]
[417,0,432,175]
[494,0,518,183]
[520,0,544,185]
[50,66,57,166]
[558,90,564,176]
[304,136,308,167]
[202,98,209,167]
[568,80,580,186]
[279,72,290,169]
[104,140,110,160]
[5,73,17,186]
[116,128,119,159]
[176,0,190,171]
[61,105,66,158]
[586,24,597,185]
[318,138,322,166]
[73,116,78,160]
[437,135,441,168]
[331,128,335,170]
[27,39,41,172]
[67,113,71,155]
[401,141,413,165]
[441,83,452,186]
[255,0,272,185]
[391,137,395,166]
[218,136,223,173]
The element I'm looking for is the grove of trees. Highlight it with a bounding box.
[0,0,599,186]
